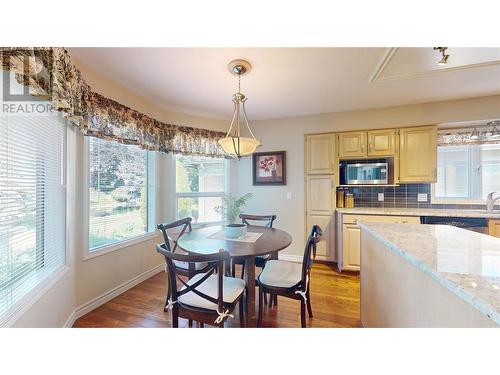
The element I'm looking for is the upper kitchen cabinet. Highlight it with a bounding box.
[367,129,396,156]
[305,133,336,174]
[338,131,366,158]
[399,125,438,183]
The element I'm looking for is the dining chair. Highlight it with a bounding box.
[231,214,277,279]
[232,214,277,306]
[156,244,246,328]
[157,218,213,317]
[257,225,322,328]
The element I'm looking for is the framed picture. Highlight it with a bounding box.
[252,151,286,185]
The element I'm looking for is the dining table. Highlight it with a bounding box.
[177,224,292,327]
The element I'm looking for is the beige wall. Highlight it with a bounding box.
[235,95,500,258]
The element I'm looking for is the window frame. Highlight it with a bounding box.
[82,137,158,260]
[431,143,500,205]
[174,155,230,227]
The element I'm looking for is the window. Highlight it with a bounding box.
[175,155,227,224]
[433,144,500,203]
[0,111,66,318]
[88,137,155,251]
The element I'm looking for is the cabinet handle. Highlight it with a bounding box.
[369,143,373,151]
[401,220,408,224]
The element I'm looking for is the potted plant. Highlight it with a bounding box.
[215,193,253,238]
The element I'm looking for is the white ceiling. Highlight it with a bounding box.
[68,47,500,121]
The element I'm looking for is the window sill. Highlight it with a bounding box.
[430,198,487,205]
[83,232,160,261]
[0,264,69,327]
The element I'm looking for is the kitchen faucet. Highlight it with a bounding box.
[486,192,500,211]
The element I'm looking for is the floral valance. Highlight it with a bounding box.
[438,126,500,147]
[0,47,227,157]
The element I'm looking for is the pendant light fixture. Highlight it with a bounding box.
[218,59,261,159]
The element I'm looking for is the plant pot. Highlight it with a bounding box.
[224,223,247,239]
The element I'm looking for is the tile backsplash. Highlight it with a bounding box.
[346,184,487,210]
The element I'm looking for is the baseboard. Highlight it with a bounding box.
[70,263,164,325]
[64,310,77,328]
[278,254,303,263]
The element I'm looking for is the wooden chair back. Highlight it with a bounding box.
[301,225,322,285]
[156,243,228,313]
[157,217,192,253]
[239,214,277,228]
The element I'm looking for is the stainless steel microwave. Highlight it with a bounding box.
[345,162,388,185]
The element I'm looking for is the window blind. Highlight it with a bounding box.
[88,137,152,250]
[0,111,66,318]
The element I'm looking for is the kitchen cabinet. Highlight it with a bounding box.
[488,219,500,238]
[399,125,437,183]
[339,214,420,271]
[305,175,336,261]
[306,175,335,215]
[307,214,334,259]
[342,224,361,269]
[305,133,336,174]
[367,129,396,156]
[338,131,366,158]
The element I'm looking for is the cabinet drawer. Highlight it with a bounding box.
[342,214,420,225]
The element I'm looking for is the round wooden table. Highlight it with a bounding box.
[177,225,292,327]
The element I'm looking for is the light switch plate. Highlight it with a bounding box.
[378,193,384,202]
[286,192,292,200]
[417,193,428,202]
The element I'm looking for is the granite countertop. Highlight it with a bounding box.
[358,222,500,325]
[337,207,500,219]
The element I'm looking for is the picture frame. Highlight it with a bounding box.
[252,151,286,185]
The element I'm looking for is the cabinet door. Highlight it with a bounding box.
[489,219,500,238]
[399,126,437,183]
[342,224,360,270]
[306,175,335,215]
[338,131,367,158]
[306,214,333,258]
[367,129,396,156]
[305,134,336,174]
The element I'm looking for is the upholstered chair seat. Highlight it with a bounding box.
[258,260,302,288]
[178,273,246,311]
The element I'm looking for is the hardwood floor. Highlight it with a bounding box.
[73,263,360,328]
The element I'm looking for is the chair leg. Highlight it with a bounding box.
[300,301,306,328]
[172,307,179,328]
[199,322,204,328]
[264,291,268,306]
[306,289,313,318]
[231,260,236,278]
[273,294,278,306]
[188,319,193,327]
[239,298,245,328]
[240,261,245,279]
[257,286,264,327]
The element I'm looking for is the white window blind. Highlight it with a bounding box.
[88,137,155,251]
[0,111,66,318]
[434,144,500,202]
[175,155,227,224]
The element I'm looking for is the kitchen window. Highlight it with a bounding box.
[175,155,227,224]
[0,111,66,318]
[432,144,500,203]
[87,137,156,252]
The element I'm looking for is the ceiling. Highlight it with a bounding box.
[68,47,500,121]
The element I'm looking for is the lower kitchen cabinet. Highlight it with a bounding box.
[342,224,361,270]
[338,214,420,271]
[489,219,500,238]
[306,214,335,261]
